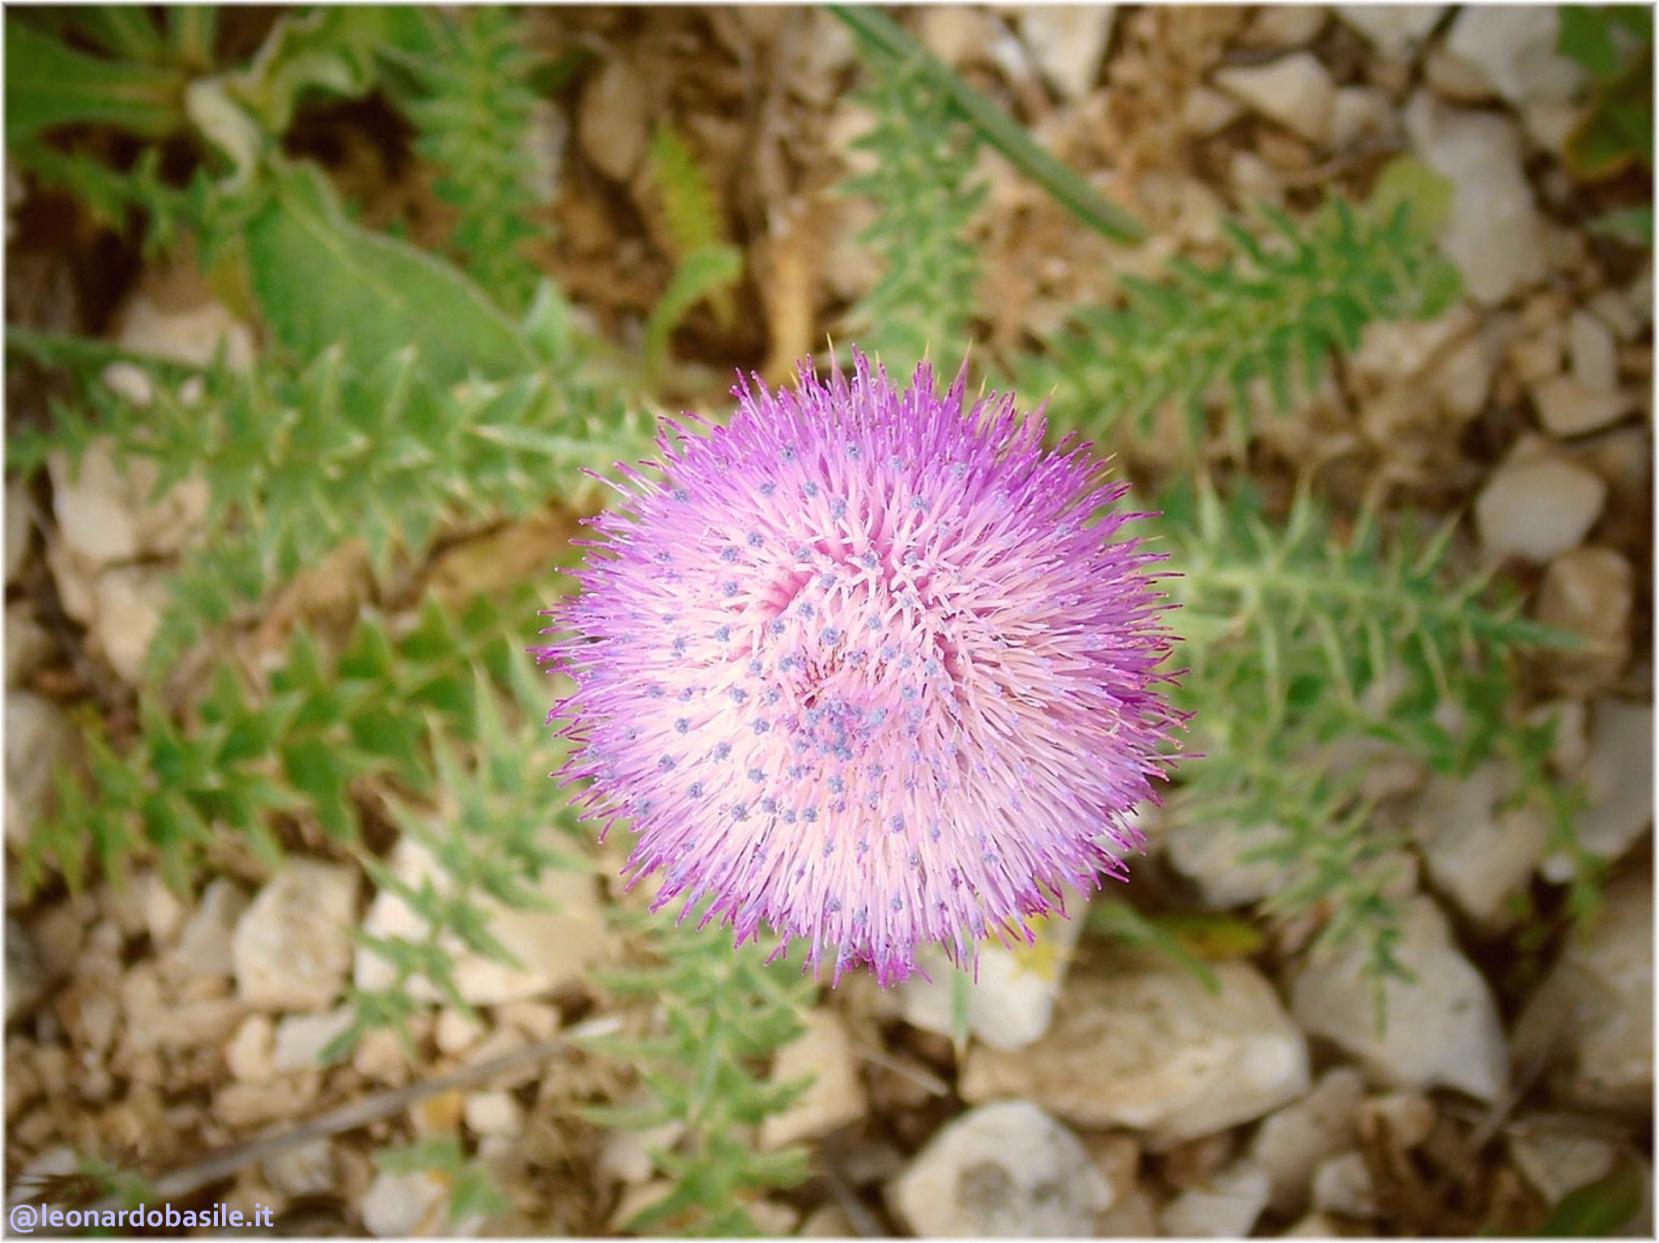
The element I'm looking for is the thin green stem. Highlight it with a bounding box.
[829,4,1145,244]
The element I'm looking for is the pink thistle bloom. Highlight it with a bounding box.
[538,353,1182,986]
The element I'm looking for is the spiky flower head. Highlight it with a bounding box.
[540,354,1180,986]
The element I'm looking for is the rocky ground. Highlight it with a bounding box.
[5,5,1654,1238]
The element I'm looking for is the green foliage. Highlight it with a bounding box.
[386,7,549,314]
[6,142,200,258]
[246,162,536,386]
[335,662,588,1057]
[1155,479,1573,980]
[1015,194,1462,447]
[224,6,390,139]
[638,123,744,384]
[647,124,731,277]
[1558,6,1654,180]
[375,1137,514,1228]
[8,322,652,672]
[4,16,187,142]
[832,4,1144,243]
[17,590,549,899]
[646,124,741,326]
[1588,204,1654,245]
[645,245,745,385]
[1535,1155,1647,1236]
[1085,900,1223,990]
[168,7,219,72]
[843,55,986,374]
[584,917,816,1235]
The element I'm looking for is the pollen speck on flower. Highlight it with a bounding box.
[536,352,1182,987]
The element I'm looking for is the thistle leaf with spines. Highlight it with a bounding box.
[584,910,816,1236]
[384,7,548,314]
[7,331,653,675]
[1156,477,1582,984]
[1014,195,1462,448]
[842,52,986,375]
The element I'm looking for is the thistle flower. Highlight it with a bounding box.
[539,353,1181,986]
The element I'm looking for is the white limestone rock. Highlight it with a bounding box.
[1014,6,1115,101]
[1184,86,1245,136]
[232,861,358,1012]
[1405,92,1550,306]
[1543,700,1652,881]
[1532,375,1639,437]
[1291,896,1508,1101]
[1476,455,1606,563]
[49,439,210,567]
[1514,871,1652,1111]
[1331,85,1396,149]
[1249,1068,1367,1213]
[87,565,168,685]
[1165,820,1292,909]
[1215,53,1337,146]
[360,1168,452,1237]
[1536,547,1635,689]
[5,691,80,848]
[1569,309,1620,391]
[169,877,248,980]
[1245,5,1328,49]
[263,1138,335,1199]
[898,899,1086,1051]
[759,1009,868,1149]
[1441,6,1585,110]
[1507,1122,1619,1206]
[6,602,53,688]
[116,283,256,370]
[1414,762,1550,927]
[962,958,1309,1145]
[355,840,607,1006]
[1337,6,1446,59]
[577,59,649,182]
[886,1101,1114,1236]
[1312,1150,1379,1217]
[464,1090,525,1138]
[273,1008,354,1071]
[1159,1158,1272,1237]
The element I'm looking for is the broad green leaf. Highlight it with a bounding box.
[5,20,185,141]
[244,163,536,385]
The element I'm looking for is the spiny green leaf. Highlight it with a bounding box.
[5,19,186,141]
[1013,189,1462,448]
